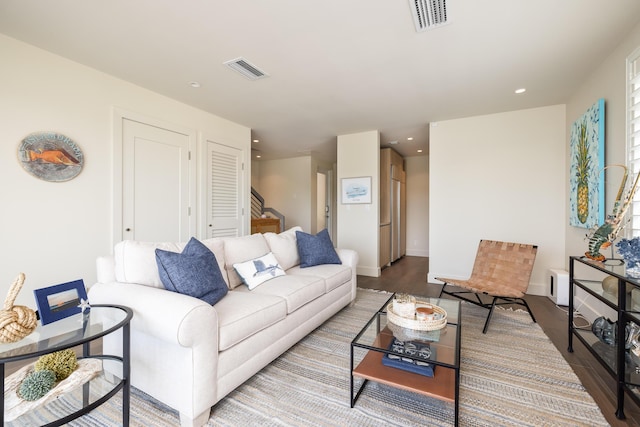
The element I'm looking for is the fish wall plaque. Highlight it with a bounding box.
[17,132,84,182]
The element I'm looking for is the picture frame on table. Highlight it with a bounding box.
[33,279,88,325]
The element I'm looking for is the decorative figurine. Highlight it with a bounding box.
[0,273,38,343]
[585,165,640,261]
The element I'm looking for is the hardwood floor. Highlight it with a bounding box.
[359,256,640,426]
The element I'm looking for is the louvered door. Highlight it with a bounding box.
[206,140,244,238]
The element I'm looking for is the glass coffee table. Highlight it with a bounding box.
[350,294,461,426]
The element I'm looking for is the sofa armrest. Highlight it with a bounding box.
[88,282,218,348]
[336,248,359,301]
[336,248,358,268]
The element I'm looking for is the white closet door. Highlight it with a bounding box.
[122,118,192,242]
[207,140,244,238]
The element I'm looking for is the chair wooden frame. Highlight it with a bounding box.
[435,240,538,333]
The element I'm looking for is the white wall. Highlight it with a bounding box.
[428,105,566,295]
[251,159,261,192]
[405,156,429,257]
[0,34,250,307]
[337,130,380,277]
[258,156,313,232]
[565,21,640,320]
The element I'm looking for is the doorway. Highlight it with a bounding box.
[317,170,333,238]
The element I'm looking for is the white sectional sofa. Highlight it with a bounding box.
[88,227,358,427]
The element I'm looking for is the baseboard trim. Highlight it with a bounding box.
[406,249,429,257]
[357,265,380,277]
[527,282,546,296]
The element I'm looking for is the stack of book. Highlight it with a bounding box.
[382,337,436,377]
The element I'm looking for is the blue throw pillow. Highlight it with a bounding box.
[155,237,228,305]
[296,229,342,268]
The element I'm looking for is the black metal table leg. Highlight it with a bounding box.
[123,322,131,426]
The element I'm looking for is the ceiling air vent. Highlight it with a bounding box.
[410,0,448,32]
[223,57,269,80]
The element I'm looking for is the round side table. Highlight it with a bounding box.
[1,304,132,426]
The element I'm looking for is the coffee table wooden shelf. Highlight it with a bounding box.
[350,294,461,426]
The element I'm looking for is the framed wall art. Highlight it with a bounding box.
[17,131,84,182]
[569,99,605,229]
[34,279,88,325]
[341,176,372,204]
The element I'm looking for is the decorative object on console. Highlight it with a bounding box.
[296,228,342,267]
[592,316,636,348]
[633,288,640,310]
[592,316,617,346]
[0,273,37,343]
[233,252,286,290]
[17,131,84,182]
[584,164,640,261]
[155,237,228,305]
[569,99,604,230]
[615,237,640,278]
[33,279,88,325]
[602,275,635,295]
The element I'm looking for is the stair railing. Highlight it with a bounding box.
[251,187,285,231]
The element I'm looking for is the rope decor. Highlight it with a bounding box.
[0,273,38,343]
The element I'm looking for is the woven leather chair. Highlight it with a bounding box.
[435,240,538,333]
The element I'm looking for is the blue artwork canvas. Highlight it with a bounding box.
[569,99,605,229]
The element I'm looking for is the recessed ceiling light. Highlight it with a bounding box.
[515,88,526,94]
[189,81,201,88]
[407,137,414,141]
[256,155,261,158]
[253,139,259,143]
[389,140,398,145]
[417,149,423,153]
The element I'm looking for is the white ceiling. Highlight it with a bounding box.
[1,0,640,161]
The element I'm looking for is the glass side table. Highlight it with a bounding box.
[1,304,132,426]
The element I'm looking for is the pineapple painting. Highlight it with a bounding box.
[575,122,590,224]
[569,99,605,229]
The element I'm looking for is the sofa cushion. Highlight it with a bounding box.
[263,226,302,270]
[200,238,230,288]
[287,263,352,293]
[233,252,286,290]
[155,237,228,305]
[296,229,342,267]
[114,238,228,289]
[223,234,271,289]
[215,291,287,351]
[235,274,325,314]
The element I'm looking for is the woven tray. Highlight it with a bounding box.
[386,301,447,331]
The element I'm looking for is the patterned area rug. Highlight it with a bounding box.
[11,289,608,426]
